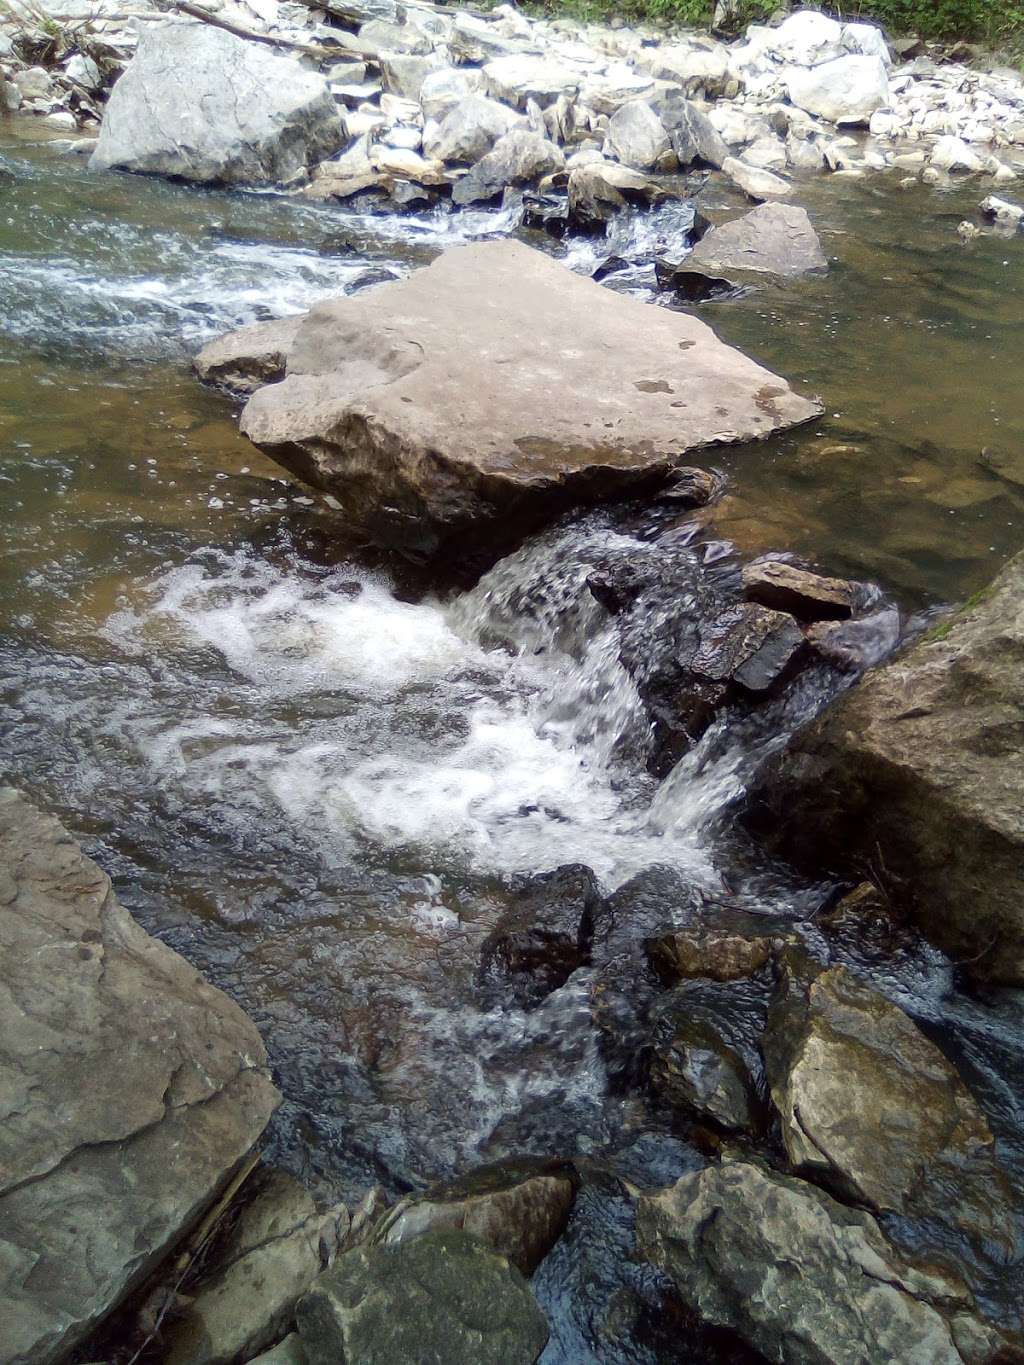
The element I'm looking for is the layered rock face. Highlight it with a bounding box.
[196,240,820,561]
[0,789,280,1364]
[751,550,1024,983]
[90,23,345,184]
[637,1160,990,1365]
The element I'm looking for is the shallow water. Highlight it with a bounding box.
[4,121,1024,1354]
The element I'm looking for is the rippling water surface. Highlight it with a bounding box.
[4,119,1024,1357]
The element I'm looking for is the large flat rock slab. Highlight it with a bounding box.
[751,550,1024,984]
[0,789,280,1364]
[197,240,820,562]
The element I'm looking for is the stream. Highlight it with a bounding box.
[3,120,1024,1359]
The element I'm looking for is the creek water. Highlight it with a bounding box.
[3,120,1024,1358]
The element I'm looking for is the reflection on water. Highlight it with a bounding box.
[3,124,1024,1351]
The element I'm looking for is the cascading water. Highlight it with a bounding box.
[5,125,1024,1360]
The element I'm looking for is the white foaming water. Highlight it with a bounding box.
[105,527,753,890]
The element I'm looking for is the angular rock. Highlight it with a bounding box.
[754,551,1024,983]
[296,1229,549,1365]
[638,1160,982,1365]
[579,67,656,116]
[165,1170,342,1365]
[194,316,303,396]
[723,155,792,201]
[930,135,985,173]
[656,93,730,169]
[0,789,280,1365]
[418,67,484,122]
[787,54,890,126]
[246,1334,307,1365]
[646,922,780,984]
[379,51,447,102]
[91,23,344,184]
[372,1159,575,1274]
[482,54,582,109]
[741,558,856,620]
[605,99,671,172]
[479,864,598,1007]
[649,1013,756,1132]
[423,94,520,165]
[566,163,626,230]
[664,203,826,298]
[682,601,805,694]
[451,129,564,204]
[198,241,820,562]
[764,962,1012,1248]
[980,194,1024,228]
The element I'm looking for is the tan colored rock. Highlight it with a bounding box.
[372,1163,574,1275]
[765,963,1013,1249]
[0,790,279,1365]
[197,241,820,562]
[756,551,1024,982]
[741,558,857,620]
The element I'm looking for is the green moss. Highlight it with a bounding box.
[526,0,1024,49]
[922,583,995,643]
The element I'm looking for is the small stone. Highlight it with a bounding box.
[741,559,857,620]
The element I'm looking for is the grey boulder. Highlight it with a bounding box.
[656,93,730,169]
[296,1229,549,1364]
[422,94,520,165]
[451,128,564,204]
[91,22,345,184]
[637,1160,986,1365]
[196,240,820,562]
[665,203,827,298]
[0,789,280,1365]
[605,99,672,172]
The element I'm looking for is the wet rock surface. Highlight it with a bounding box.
[164,1170,346,1365]
[0,789,280,1365]
[752,549,1024,983]
[764,959,1015,1249]
[637,1159,993,1365]
[200,239,820,564]
[371,1157,576,1275]
[296,1228,550,1365]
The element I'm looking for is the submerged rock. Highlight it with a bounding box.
[479,864,598,1007]
[372,1159,576,1274]
[91,23,344,184]
[0,789,279,1364]
[296,1229,549,1364]
[764,961,1013,1249]
[637,1160,988,1365]
[751,550,1024,983]
[197,240,820,564]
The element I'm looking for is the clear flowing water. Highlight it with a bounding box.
[4,120,1024,1355]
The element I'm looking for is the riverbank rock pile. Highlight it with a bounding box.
[0,789,280,1364]
[5,0,1024,195]
[195,237,821,562]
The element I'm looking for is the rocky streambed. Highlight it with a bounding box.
[3,4,1024,1360]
